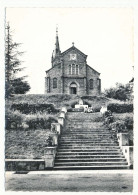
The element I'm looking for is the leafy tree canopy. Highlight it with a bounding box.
[104,82,133,101]
[5,23,30,98]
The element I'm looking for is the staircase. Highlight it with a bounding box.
[54,112,129,170]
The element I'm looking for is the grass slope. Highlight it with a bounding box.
[8,94,126,109]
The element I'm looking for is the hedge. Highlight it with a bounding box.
[5,110,26,129]
[107,103,133,113]
[25,116,57,129]
[11,103,59,114]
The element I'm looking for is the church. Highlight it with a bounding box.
[45,30,101,96]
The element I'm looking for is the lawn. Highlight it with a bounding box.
[5,129,52,159]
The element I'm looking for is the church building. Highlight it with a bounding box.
[45,30,101,95]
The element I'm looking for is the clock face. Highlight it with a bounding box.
[70,54,77,60]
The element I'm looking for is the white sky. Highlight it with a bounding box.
[6,8,134,94]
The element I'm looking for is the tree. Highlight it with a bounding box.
[5,23,30,98]
[104,82,133,101]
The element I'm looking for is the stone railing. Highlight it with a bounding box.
[117,133,133,168]
[44,106,67,168]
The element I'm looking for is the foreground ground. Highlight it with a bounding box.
[5,170,133,192]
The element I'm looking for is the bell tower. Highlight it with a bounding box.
[51,26,61,67]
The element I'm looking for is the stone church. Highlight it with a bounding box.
[45,30,101,95]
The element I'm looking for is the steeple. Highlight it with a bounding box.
[55,26,61,56]
[51,26,61,67]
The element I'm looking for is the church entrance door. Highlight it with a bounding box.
[70,87,77,94]
[70,83,77,95]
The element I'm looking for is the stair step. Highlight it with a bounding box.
[59,139,116,142]
[59,144,119,146]
[53,165,129,170]
[56,155,125,158]
[55,158,126,162]
[63,133,113,135]
[58,146,120,149]
[54,162,128,166]
[57,149,121,152]
[59,140,115,142]
[57,151,122,155]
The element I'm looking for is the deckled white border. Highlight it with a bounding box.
[0,0,138,194]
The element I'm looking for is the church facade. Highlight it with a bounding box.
[45,31,101,96]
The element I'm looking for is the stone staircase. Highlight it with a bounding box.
[54,112,129,170]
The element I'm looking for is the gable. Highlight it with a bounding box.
[61,46,87,58]
[87,64,100,75]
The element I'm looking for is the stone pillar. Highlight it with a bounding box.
[59,111,66,118]
[117,133,129,146]
[58,117,64,126]
[121,146,133,166]
[44,147,57,168]
[61,107,67,113]
[51,123,61,134]
[52,133,58,145]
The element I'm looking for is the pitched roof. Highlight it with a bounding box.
[87,64,100,75]
[61,46,87,58]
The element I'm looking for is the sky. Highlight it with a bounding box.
[6,8,134,94]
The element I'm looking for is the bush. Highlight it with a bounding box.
[103,111,114,125]
[93,106,101,112]
[107,103,133,113]
[11,103,59,114]
[5,109,26,129]
[108,120,126,133]
[104,83,133,101]
[25,116,57,129]
[124,116,133,130]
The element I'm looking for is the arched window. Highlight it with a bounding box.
[72,64,75,75]
[76,65,79,75]
[97,78,101,90]
[53,78,57,88]
[89,79,93,89]
[69,65,71,74]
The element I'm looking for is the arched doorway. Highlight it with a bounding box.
[70,82,77,94]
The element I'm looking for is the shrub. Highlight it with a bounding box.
[107,103,133,113]
[103,111,114,125]
[70,101,79,108]
[109,120,126,133]
[5,109,26,129]
[104,83,133,101]
[93,106,101,112]
[11,103,59,114]
[25,116,57,129]
[124,116,133,130]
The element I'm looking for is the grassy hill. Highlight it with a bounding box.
[7,93,126,110]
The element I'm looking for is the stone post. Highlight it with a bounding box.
[52,133,58,145]
[61,106,67,113]
[51,123,61,134]
[117,133,133,168]
[58,117,64,126]
[117,133,129,146]
[121,146,133,167]
[44,147,57,168]
[59,111,66,118]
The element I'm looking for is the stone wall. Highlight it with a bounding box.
[45,64,62,93]
[62,50,87,77]
[63,77,87,95]
[5,159,45,171]
[87,65,101,95]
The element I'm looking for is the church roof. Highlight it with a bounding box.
[61,46,87,58]
[87,64,100,75]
